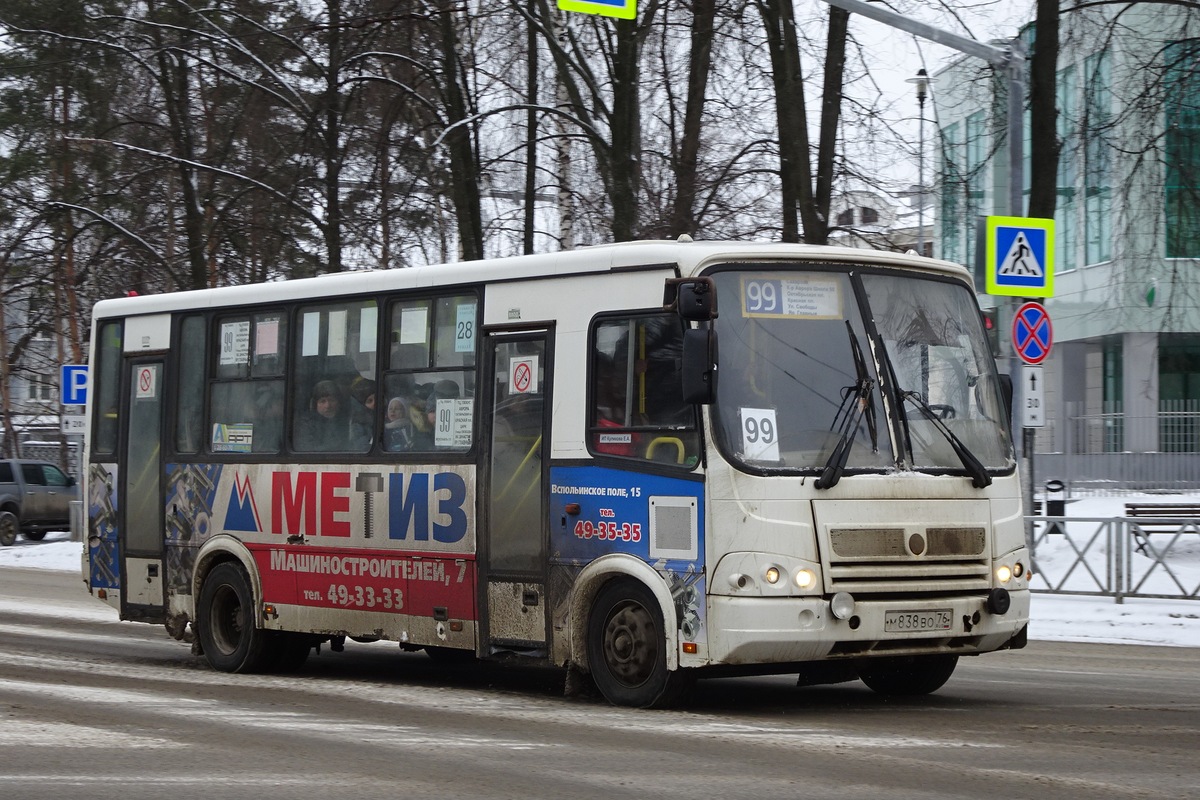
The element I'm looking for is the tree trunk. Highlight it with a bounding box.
[524,1,539,255]
[808,7,849,245]
[610,19,642,242]
[670,0,715,238]
[324,0,344,272]
[1028,0,1060,220]
[438,2,484,260]
[758,0,812,243]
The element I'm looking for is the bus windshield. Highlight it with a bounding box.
[711,266,1013,478]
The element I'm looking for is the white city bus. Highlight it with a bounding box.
[82,240,1029,707]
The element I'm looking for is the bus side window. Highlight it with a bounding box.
[176,315,206,454]
[209,313,288,455]
[588,313,700,467]
[93,321,123,456]
[382,293,477,455]
[291,300,377,453]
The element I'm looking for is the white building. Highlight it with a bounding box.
[932,4,1200,487]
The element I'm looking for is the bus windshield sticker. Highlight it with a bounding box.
[256,318,279,356]
[327,309,348,356]
[360,305,378,352]
[435,398,474,447]
[739,407,780,461]
[455,303,476,353]
[741,274,842,320]
[302,311,320,355]
[220,321,251,365]
[509,356,538,395]
[599,432,632,445]
[400,306,428,344]
[212,422,253,453]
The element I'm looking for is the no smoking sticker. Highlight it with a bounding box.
[509,356,538,395]
[136,365,158,399]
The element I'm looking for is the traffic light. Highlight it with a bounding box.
[981,308,1000,356]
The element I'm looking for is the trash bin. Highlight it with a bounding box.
[1044,479,1065,516]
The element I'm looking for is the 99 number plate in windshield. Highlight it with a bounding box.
[884,609,953,633]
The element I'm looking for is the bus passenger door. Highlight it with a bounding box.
[120,359,166,621]
[481,331,551,655]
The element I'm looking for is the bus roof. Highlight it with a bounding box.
[90,240,971,319]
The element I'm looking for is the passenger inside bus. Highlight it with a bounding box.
[296,379,365,452]
[384,396,415,451]
[410,379,460,450]
[348,376,377,447]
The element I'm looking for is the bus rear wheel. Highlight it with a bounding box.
[586,579,690,708]
[196,562,272,673]
[855,654,958,696]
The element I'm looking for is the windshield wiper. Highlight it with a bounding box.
[901,390,992,488]
[816,323,877,490]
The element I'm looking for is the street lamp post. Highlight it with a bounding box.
[906,68,929,257]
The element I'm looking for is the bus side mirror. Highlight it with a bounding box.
[681,328,716,405]
[664,277,717,321]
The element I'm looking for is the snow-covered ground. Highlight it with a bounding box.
[4,497,1200,648]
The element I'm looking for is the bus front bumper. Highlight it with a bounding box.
[705,590,1030,666]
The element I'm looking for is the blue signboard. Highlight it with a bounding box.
[549,465,703,566]
[985,216,1055,298]
[61,364,88,406]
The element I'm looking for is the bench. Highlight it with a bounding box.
[1124,503,1200,553]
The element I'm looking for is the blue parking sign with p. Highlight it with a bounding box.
[61,364,88,406]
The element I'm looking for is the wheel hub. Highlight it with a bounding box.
[603,602,657,687]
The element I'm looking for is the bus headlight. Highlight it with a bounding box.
[794,569,816,589]
[764,566,781,585]
[996,565,1013,583]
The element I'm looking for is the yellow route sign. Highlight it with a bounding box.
[557,0,636,19]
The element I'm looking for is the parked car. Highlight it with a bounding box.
[0,459,78,546]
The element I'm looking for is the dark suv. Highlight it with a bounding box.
[0,460,78,546]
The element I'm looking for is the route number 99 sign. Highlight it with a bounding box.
[740,407,780,461]
[740,275,842,319]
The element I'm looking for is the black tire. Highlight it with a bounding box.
[23,531,46,542]
[267,633,313,673]
[0,511,18,547]
[586,579,690,708]
[195,562,272,673]
[856,654,958,696]
[425,645,476,664]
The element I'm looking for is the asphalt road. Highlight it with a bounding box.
[3,565,1199,800]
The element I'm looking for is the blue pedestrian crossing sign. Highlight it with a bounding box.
[985,216,1055,298]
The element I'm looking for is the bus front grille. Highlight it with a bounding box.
[825,526,990,594]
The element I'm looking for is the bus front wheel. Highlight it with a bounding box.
[586,579,690,708]
[196,562,272,673]
[855,654,958,696]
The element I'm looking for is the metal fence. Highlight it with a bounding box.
[1028,516,1200,602]
[1031,401,1200,493]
